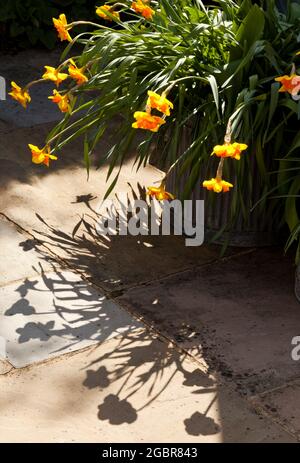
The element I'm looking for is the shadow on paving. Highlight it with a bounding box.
[1,191,228,439]
[1,260,141,370]
[1,50,295,442]
[3,192,296,441]
[82,330,220,436]
[3,263,222,438]
[0,118,123,191]
[22,184,222,293]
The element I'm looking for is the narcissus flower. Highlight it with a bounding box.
[203,178,233,193]
[147,184,175,200]
[48,90,71,113]
[275,74,300,96]
[8,82,31,108]
[53,14,72,42]
[96,5,120,21]
[28,144,57,167]
[68,60,88,86]
[132,111,166,132]
[132,0,155,20]
[42,66,69,86]
[212,142,248,160]
[147,91,173,116]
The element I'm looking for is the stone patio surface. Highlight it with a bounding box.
[0,49,299,443]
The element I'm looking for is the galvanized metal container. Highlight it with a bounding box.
[295,264,300,302]
[155,128,280,247]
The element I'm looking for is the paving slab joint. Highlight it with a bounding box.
[0,213,258,299]
[0,360,15,376]
[1,333,142,374]
[248,396,300,442]
[0,213,263,395]
[105,247,259,296]
[249,377,300,399]
[0,212,259,374]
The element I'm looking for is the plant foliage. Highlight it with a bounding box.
[14,0,300,260]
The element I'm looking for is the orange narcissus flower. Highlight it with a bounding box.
[96,5,120,21]
[147,184,175,200]
[28,144,57,167]
[275,74,300,96]
[147,91,173,116]
[8,81,31,108]
[132,111,166,132]
[203,178,233,193]
[132,0,155,20]
[212,142,248,160]
[48,90,71,113]
[42,66,69,87]
[53,14,72,42]
[68,60,88,86]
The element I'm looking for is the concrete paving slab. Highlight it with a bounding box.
[0,124,238,292]
[0,49,63,128]
[34,232,226,294]
[0,49,62,72]
[252,380,300,440]
[0,81,62,128]
[118,248,300,395]
[0,270,141,368]
[0,124,162,230]
[0,120,10,133]
[0,360,13,375]
[1,49,298,444]
[0,331,295,443]
[0,216,54,286]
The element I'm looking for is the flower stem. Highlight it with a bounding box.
[57,56,80,72]
[224,119,232,144]
[24,79,46,91]
[68,21,113,30]
[216,158,225,181]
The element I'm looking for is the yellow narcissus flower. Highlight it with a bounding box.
[147,184,175,200]
[132,0,155,20]
[8,81,31,108]
[203,178,233,193]
[275,74,300,96]
[53,14,72,42]
[68,60,88,86]
[48,90,71,113]
[42,66,69,86]
[28,144,57,167]
[147,91,173,116]
[212,142,248,160]
[132,111,166,132]
[96,5,120,21]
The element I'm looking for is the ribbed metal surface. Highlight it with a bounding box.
[295,264,300,302]
[158,129,280,247]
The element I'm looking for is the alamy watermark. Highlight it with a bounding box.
[95,194,205,247]
[291,336,300,361]
[0,76,6,100]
